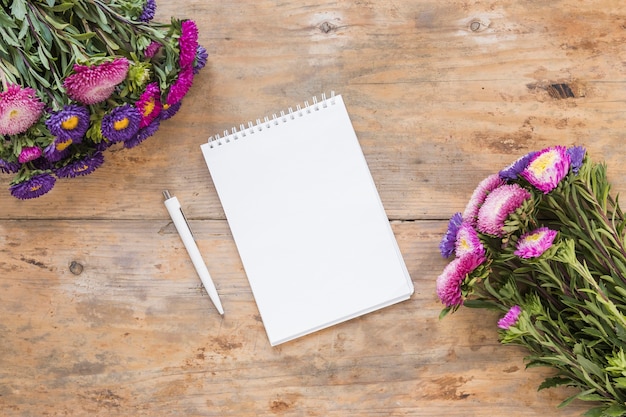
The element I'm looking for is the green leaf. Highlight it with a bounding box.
[10,0,26,21]
[538,376,571,390]
[558,388,597,408]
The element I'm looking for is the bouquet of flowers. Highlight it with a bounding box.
[437,145,626,416]
[0,0,207,199]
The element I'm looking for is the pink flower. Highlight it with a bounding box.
[436,252,485,307]
[135,83,161,128]
[166,66,194,105]
[497,305,522,329]
[0,84,44,135]
[63,58,130,105]
[521,146,570,194]
[179,20,199,68]
[455,222,485,258]
[477,184,531,237]
[514,227,558,259]
[18,146,42,163]
[144,41,162,58]
[462,174,505,226]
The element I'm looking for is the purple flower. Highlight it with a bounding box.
[55,152,104,178]
[521,146,571,194]
[436,252,485,308]
[101,104,142,143]
[499,151,537,181]
[64,58,129,105]
[135,83,161,128]
[514,227,558,259]
[124,119,160,149]
[18,146,42,163]
[0,84,45,135]
[166,66,194,105]
[46,105,90,142]
[160,101,182,120]
[9,173,56,199]
[439,213,463,258]
[463,174,506,226]
[477,184,531,237]
[139,0,156,22]
[497,305,522,329]
[455,222,485,258]
[44,140,72,162]
[194,45,208,74]
[567,146,586,174]
[179,20,199,68]
[0,158,19,174]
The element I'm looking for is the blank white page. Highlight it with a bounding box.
[201,94,414,346]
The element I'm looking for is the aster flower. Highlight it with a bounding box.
[44,140,72,163]
[144,41,162,58]
[139,0,156,22]
[160,101,182,120]
[455,222,485,258]
[179,20,199,68]
[124,119,160,149]
[462,173,506,225]
[476,184,531,237]
[9,172,56,199]
[499,151,537,181]
[194,45,209,74]
[18,146,42,163]
[101,104,142,143]
[0,84,44,135]
[436,252,485,308]
[55,152,104,178]
[439,213,463,258]
[46,105,90,142]
[63,58,130,105]
[166,66,194,105]
[135,83,162,128]
[514,227,558,259]
[497,305,522,329]
[567,146,586,174]
[521,146,570,194]
[0,158,19,174]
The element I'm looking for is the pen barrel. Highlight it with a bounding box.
[164,197,224,314]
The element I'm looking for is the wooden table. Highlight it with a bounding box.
[1,1,624,415]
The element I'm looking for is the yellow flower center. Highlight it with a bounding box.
[143,98,156,117]
[61,115,79,130]
[9,109,19,119]
[114,118,129,131]
[30,184,42,192]
[529,152,557,175]
[526,232,543,242]
[162,103,170,110]
[56,139,73,151]
[75,164,89,172]
[458,237,470,251]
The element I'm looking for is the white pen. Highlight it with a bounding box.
[163,190,224,315]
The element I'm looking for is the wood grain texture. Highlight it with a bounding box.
[2,0,626,415]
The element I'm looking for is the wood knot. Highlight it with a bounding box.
[469,21,482,32]
[69,261,84,275]
[319,21,336,34]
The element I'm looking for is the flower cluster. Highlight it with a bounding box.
[0,0,208,199]
[437,145,626,416]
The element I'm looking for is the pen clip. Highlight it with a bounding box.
[179,207,196,240]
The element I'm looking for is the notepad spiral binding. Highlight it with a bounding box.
[207,92,337,148]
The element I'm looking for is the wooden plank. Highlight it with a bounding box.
[1,1,626,220]
[0,219,589,416]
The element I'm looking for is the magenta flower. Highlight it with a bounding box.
[18,146,42,163]
[521,146,570,194]
[436,252,485,307]
[55,152,105,178]
[0,84,44,135]
[497,305,522,329]
[439,212,463,258]
[9,173,56,199]
[144,41,162,58]
[514,227,558,259]
[135,82,162,128]
[462,174,505,226]
[455,222,485,258]
[46,105,90,142]
[63,58,130,105]
[477,184,531,237]
[166,66,194,105]
[179,20,199,68]
[101,104,142,143]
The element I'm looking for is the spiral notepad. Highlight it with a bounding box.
[201,93,414,346]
